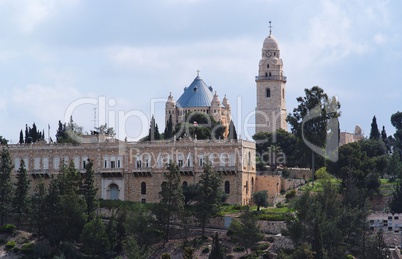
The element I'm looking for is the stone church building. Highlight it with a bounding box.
[7,28,289,205]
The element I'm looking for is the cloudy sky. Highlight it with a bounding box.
[0,0,401,143]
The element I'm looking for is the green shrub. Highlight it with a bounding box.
[255,243,269,251]
[12,246,20,253]
[0,224,16,234]
[202,247,210,253]
[255,213,292,221]
[21,242,34,254]
[281,170,290,178]
[5,241,16,249]
[285,190,296,201]
[233,246,245,252]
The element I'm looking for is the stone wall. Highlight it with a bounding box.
[281,178,306,192]
[255,175,281,203]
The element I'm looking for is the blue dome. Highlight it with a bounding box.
[176,76,214,108]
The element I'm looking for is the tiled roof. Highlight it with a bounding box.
[176,76,214,108]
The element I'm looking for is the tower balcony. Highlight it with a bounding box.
[255,75,287,83]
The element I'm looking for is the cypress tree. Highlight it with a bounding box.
[81,159,98,220]
[228,120,238,140]
[209,232,224,259]
[19,130,24,144]
[164,114,173,139]
[369,116,380,140]
[31,181,46,236]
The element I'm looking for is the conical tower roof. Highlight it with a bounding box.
[176,75,214,108]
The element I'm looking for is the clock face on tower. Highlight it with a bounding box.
[266,51,272,57]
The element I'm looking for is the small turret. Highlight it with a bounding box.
[222,94,230,108]
[211,91,220,107]
[166,92,176,108]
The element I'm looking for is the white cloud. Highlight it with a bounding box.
[12,84,81,122]
[8,0,81,34]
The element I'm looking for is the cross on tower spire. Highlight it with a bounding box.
[196,69,200,76]
[269,21,272,36]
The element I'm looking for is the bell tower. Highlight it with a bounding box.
[255,22,287,134]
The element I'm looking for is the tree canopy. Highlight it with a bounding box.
[286,86,341,167]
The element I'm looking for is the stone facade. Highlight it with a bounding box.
[339,125,364,146]
[255,32,287,134]
[8,135,256,205]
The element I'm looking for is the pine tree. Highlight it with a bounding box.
[80,216,110,257]
[12,160,30,227]
[194,163,223,236]
[81,159,98,220]
[228,206,263,253]
[44,161,87,244]
[157,163,184,242]
[370,116,380,140]
[0,145,13,225]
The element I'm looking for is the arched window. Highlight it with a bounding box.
[225,181,230,194]
[248,151,251,166]
[141,182,146,195]
[265,72,268,77]
[141,198,146,203]
[282,89,285,99]
[266,88,271,97]
[267,64,269,68]
[182,181,188,188]
[269,72,272,77]
[109,184,119,200]
[161,181,167,191]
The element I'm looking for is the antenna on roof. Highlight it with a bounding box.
[269,21,272,36]
[93,107,97,129]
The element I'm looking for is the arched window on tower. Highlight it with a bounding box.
[267,64,269,68]
[269,72,272,77]
[141,182,146,195]
[225,181,230,194]
[282,89,285,99]
[266,88,271,98]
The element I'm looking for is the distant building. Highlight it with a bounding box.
[339,125,364,146]
[9,135,256,205]
[6,25,296,206]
